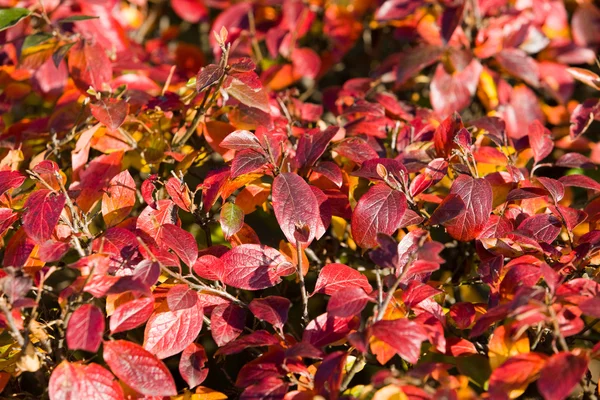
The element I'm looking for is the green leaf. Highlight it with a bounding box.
[22,33,53,50]
[57,15,98,23]
[0,8,31,31]
[52,42,75,68]
[219,202,244,239]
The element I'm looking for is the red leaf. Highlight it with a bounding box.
[312,162,343,188]
[302,313,359,347]
[334,137,379,164]
[172,0,208,23]
[220,244,295,290]
[488,353,548,399]
[136,200,178,243]
[517,214,562,244]
[216,330,279,356]
[528,120,553,163]
[90,98,128,131]
[495,48,540,87]
[226,76,270,113]
[395,45,444,85]
[314,351,346,400]
[102,170,136,227]
[167,284,199,311]
[537,351,590,400]
[272,173,321,247]
[559,174,600,192]
[449,302,476,329]
[211,303,247,347]
[197,64,225,92]
[567,67,600,91]
[221,129,264,152]
[165,177,193,212]
[109,297,155,334]
[371,319,428,364]
[430,60,482,118]
[375,0,424,21]
[160,224,198,267]
[351,183,407,248]
[230,149,269,179]
[537,177,565,203]
[0,170,25,197]
[179,343,208,388]
[444,175,493,241]
[556,153,595,169]
[66,304,105,353]
[68,41,112,91]
[327,287,372,317]
[193,254,226,281]
[103,340,177,396]
[143,299,204,359]
[312,263,373,296]
[23,189,66,243]
[428,193,466,226]
[75,151,124,212]
[445,337,478,357]
[249,296,291,329]
[569,98,600,140]
[291,48,321,79]
[241,377,289,400]
[49,361,123,400]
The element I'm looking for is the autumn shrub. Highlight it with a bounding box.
[1,0,600,399]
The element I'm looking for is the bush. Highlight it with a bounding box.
[1,0,600,399]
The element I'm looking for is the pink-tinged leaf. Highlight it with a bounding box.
[167,285,198,311]
[517,214,562,244]
[444,175,493,241]
[0,170,25,196]
[537,177,565,203]
[506,187,549,201]
[241,377,289,400]
[537,351,590,400]
[567,67,600,91]
[445,337,478,357]
[109,297,155,334]
[434,113,463,158]
[395,45,444,85]
[49,361,123,400]
[66,304,105,353]
[249,296,291,329]
[488,353,548,399]
[216,330,279,356]
[197,64,225,92]
[428,194,466,226]
[102,170,136,227]
[302,313,359,347]
[556,153,595,169]
[226,77,270,113]
[38,240,70,262]
[449,302,476,329]
[22,189,66,244]
[495,48,540,87]
[179,343,208,388]
[310,185,332,240]
[90,98,128,131]
[201,167,230,211]
[68,40,112,91]
[141,175,157,207]
[351,183,407,248]
[272,173,320,247]
[172,0,207,23]
[75,151,124,212]
[371,319,429,364]
[159,224,198,267]
[221,130,264,152]
[133,260,161,287]
[559,174,600,192]
[165,177,193,212]
[430,60,482,118]
[3,228,34,267]
[103,340,177,396]
[312,162,343,188]
[143,300,203,359]
[220,244,295,290]
[313,263,373,296]
[193,254,225,281]
[375,0,423,21]
[296,127,339,168]
[334,137,379,164]
[220,202,244,239]
[136,200,178,243]
[230,149,269,179]
[528,120,553,163]
[327,287,372,317]
[570,98,600,140]
[402,281,442,308]
[291,47,321,79]
[211,303,246,347]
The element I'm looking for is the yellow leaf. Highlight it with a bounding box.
[488,325,530,370]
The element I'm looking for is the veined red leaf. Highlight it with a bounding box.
[179,343,208,388]
[102,170,136,227]
[220,202,244,239]
[109,297,155,334]
[272,173,320,247]
[517,214,562,244]
[495,48,540,87]
[167,284,198,311]
[528,120,553,163]
[103,340,177,396]
[431,60,482,118]
[537,351,590,400]
[193,254,225,281]
[537,177,565,203]
[159,224,198,267]
[49,361,123,400]
[230,149,268,179]
[351,183,407,248]
[68,40,112,91]
[0,170,25,196]
[197,64,225,92]
[249,296,291,329]
[302,313,359,347]
[327,287,372,317]
[66,304,105,353]
[90,98,128,131]
[312,162,343,188]
[555,153,595,169]
[559,174,600,192]
[143,300,203,359]
[371,319,429,364]
[75,151,123,212]
[313,263,372,296]
[241,377,289,400]
[165,177,193,212]
[428,194,465,226]
[221,129,264,152]
[291,47,321,79]
[334,137,379,164]
[136,200,178,243]
[23,189,66,243]
[216,330,279,356]
[211,303,246,347]
[226,77,270,113]
[444,175,493,241]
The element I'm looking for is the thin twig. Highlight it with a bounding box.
[296,239,309,325]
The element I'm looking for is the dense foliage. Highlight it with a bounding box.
[1,0,600,399]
